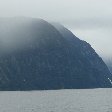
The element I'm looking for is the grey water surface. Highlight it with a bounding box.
[0,89,112,112]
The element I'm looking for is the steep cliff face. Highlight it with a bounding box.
[0,17,111,90]
[52,23,112,87]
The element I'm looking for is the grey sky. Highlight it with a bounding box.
[0,0,112,58]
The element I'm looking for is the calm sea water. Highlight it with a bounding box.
[0,89,112,112]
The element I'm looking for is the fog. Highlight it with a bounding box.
[0,0,112,58]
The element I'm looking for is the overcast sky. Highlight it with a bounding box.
[0,0,112,58]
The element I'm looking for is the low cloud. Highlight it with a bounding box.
[0,0,112,58]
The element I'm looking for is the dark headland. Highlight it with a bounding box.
[0,17,111,90]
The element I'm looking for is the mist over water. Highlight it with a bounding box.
[0,2,111,111]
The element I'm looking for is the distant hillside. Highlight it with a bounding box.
[0,17,111,90]
[104,58,112,73]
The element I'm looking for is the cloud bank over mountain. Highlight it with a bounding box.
[0,0,112,57]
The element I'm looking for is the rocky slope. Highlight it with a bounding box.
[0,17,111,90]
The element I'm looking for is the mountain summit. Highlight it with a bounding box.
[0,17,111,90]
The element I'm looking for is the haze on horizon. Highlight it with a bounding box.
[0,0,112,58]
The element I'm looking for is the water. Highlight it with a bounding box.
[0,89,112,112]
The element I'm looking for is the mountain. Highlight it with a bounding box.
[0,17,111,90]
